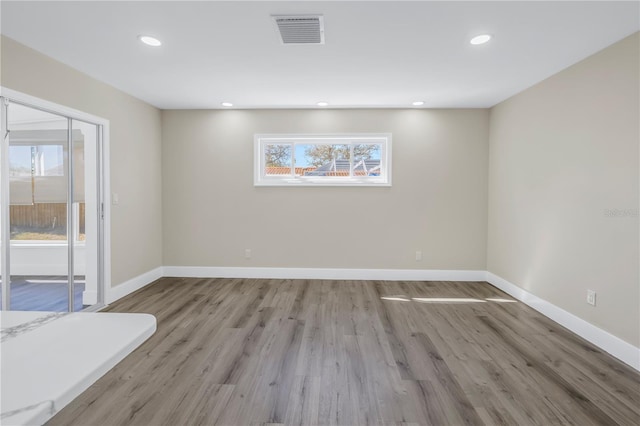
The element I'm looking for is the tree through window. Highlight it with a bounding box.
[255,134,391,186]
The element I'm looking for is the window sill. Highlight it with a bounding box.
[8,241,86,248]
[255,178,391,187]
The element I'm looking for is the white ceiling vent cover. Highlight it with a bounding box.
[272,15,325,44]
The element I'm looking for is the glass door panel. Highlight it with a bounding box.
[1,97,104,312]
[72,119,100,310]
[7,102,71,311]
[0,111,5,310]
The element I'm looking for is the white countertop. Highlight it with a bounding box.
[0,310,156,426]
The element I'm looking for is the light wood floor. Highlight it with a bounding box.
[48,278,640,426]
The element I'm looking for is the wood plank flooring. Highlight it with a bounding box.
[48,278,640,426]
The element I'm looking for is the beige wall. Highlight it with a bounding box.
[1,36,163,288]
[162,109,489,270]
[487,33,640,346]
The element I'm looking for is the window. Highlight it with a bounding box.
[8,129,86,243]
[255,134,391,186]
[8,129,85,205]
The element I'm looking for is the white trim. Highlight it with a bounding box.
[106,266,164,304]
[254,133,392,187]
[0,87,109,126]
[486,272,640,371]
[0,87,111,310]
[82,290,98,305]
[10,241,86,247]
[1,100,10,310]
[101,120,111,303]
[163,266,485,281]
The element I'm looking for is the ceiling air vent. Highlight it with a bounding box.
[272,15,325,45]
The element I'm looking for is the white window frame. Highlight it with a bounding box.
[254,133,392,187]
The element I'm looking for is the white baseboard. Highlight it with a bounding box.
[486,272,640,371]
[106,266,164,304]
[163,266,486,282]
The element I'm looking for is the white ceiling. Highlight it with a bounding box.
[1,1,638,109]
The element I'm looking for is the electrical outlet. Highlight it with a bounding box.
[244,249,251,259]
[415,250,422,261]
[586,290,596,306]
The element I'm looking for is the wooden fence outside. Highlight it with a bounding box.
[10,203,85,232]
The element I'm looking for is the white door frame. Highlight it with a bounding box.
[0,87,110,311]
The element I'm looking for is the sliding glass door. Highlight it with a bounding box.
[0,96,104,312]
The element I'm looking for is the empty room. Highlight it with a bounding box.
[0,1,638,425]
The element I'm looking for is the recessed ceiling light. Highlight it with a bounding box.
[470,34,492,45]
[138,35,162,47]
[316,101,329,107]
[412,101,425,106]
[221,102,233,107]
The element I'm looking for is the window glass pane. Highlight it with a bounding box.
[264,144,292,176]
[38,145,65,176]
[8,104,69,241]
[9,145,64,177]
[8,146,32,177]
[255,134,391,186]
[353,143,382,176]
[296,144,350,176]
